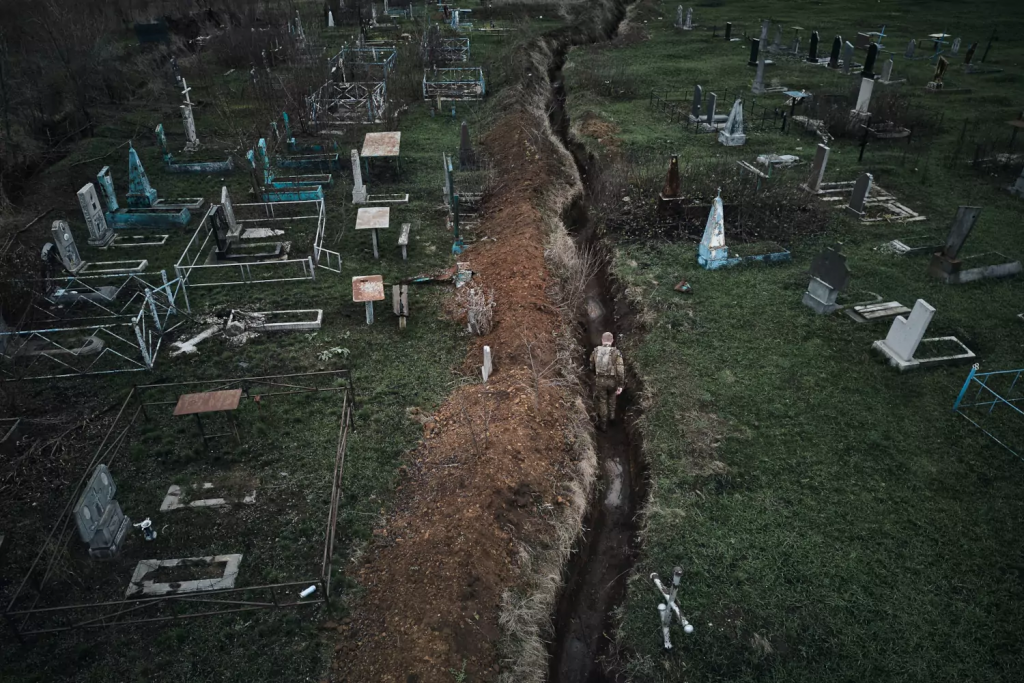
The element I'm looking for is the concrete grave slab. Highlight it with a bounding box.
[226,309,323,333]
[126,554,243,597]
[160,482,257,512]
[844,301,911,323]
[872,299,975,371]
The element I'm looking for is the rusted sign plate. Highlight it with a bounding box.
[355,207,390,230]
[361,132,401,158]
[352,275,385,302]
[174,389,243,416]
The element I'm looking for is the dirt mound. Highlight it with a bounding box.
[332,113,574,682]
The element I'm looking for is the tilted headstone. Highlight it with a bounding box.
[662,155,680,198]
[807,31,819,62]
[940,206,983,260]
[126,145,158,208]
[964,43,977,65]
[209,205,236,256]
[50,220,84,273]
[846,172,873,217]
[690,84,703,120]
[351,149,367,204]
[880,59,894,83]
[748,38,760,66]
[841,41,855,75]
[803,247,850,314]
[718,99,746,146]
[698,193,727,266]
[459,121,475,170]
[78,183,114,247]
[828,35,842,68]
[73,464,130,560]
[752,55,766,95]
[932,57,949,86]
[180,80,200,152]
[951,37,961,54]
[96,166,119,213]
[704,92,717,125]
[905,39,917,58]
[804,144,830,193]
[854,77,875,114]
[862,43,879,79]
[221,186,239,237]
[881,299,935,363]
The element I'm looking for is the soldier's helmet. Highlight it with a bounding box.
[601,332,614,345]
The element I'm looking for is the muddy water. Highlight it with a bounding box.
[544,5,643,680]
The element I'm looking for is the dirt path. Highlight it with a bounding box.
[332,113,577,682]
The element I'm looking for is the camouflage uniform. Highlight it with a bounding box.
[590,344,624,430]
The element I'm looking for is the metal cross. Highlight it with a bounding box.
[651,566,694,649]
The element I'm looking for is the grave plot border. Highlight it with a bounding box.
[422,67,486,101]
[0,272,181,381]
[329,45,397,82]
[173,199,337,312]
[953,364,1024,459]
[308,81,388,129]
[3,370,355,639]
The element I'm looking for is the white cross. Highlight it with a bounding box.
[651,567,694,649]
[181,79,194,107]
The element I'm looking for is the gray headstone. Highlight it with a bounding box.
[748,38,760,66]
[828,35,842,68]
[772,24,783,50]
[807,31,819,62]
[77,183,114,247]
[841,41,855,75]
[351,149,367,204]
[809,247,851,291]
[905,39,916,58]
[704,92,717,124]
[942,206,983,259]
[50,220,84,273]
[752,56,766,94]
[759,19,770,43]
[806,144,830,192]
[951,37,961,55]
[719,99,746,146]
[74,464,117,542]
[690,84,703,119]
[221,186,240,238]
[847,173,873,216]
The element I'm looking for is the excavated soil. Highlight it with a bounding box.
[331,113,575,683]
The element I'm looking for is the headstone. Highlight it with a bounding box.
[842,41,855,75]
[951,37,961,55]
[759,19,770,43]
[802,247,851,314]
[807,31,819,62]
[698,192,728,267]
[772,24,783,51]
[880,59,894,83]
[126,145,158,208]
[828,35,842,68]
[50,220,84,273]
[690,84,703,119]
[78,183,114,247]
[704,92,717,125]
[879,299,935,364]
[854,77,875,114]
[752,55,766,94]
[180,80,200,153]
[662,155,680,198]
[684,7,693,30]
[73,464,130,560]
[221,186,239,238]
[154,123,170,158]
[905,39,917,58]
[351,149,367,204]
[929,57,949,88]
[846,172,873,217]
[459,121,475,170]
[939,206,983,260]
[964,43,977,65]
[393,284,409,329]
[97,167,119,213]
[804,144,830,193]
[724,22,732,41]
[748,38,759,67]
[675,6,683,29]
[718,99,746,146]
[482,345,492,382]
[327,10,335,27]
[170,56,183,87]
[862,43,879,79]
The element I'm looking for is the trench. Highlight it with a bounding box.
[541,2,643,681]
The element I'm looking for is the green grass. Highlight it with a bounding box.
[562,0,1024,681]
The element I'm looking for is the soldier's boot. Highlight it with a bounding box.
[595,393,608,431]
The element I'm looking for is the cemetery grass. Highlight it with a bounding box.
[0,10,559,682]
[562,0,1024,680]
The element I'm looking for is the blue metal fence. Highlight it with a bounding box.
[952,363,1024,458]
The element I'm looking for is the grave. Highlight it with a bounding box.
[802,144,831,194]
[861,43,879,79]
[806,31,820,63]
[651,567,694,650]
[77,184,114,247]
[802,247,850,314]
[752,52,766,95]
[882,236,943,257]
[94,152,200,229]
[718,99,746,146]
[872,299,975,372]
[73,464,131,560]
[844,301,912,324]
[851,77,875,120]
[154,124,233,174]
[160,482,257,512]
[226,309,323,334]
[841,41,855,75]
[846,173,873,217]
[905,39,917,58]
[697,192,790,270]
[126,554,243,597]
[353,275,385,324]
[49,220,85,274]
[828,35,842,69]
[928,206,1022,284]
[422,67,486,101]
[393,283,409,329]
[180,80,201,153]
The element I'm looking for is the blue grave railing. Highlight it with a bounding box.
[952,364,1024,459]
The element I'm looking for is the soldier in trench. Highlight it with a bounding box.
[590,331,624,431]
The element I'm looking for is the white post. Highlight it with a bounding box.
[482,345,492,382]
[351,149,367,204]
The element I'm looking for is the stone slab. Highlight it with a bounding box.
[126,554,243,597]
